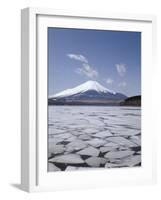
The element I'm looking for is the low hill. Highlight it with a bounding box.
[120,95,141,106]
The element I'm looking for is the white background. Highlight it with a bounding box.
[0,0,160,199]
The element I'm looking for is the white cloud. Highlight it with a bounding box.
[116,64,126,76]
[67,53,98,79]
[67,54,88,63]
[75,63,98,79]
[118,81,127,87]
[106,78,114,84]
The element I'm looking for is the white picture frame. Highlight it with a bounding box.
[21,7,157,192]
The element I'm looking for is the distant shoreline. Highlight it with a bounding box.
[48,104,141,107]
[48,95,141,107]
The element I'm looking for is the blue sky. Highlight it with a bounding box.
[48,28,141,97]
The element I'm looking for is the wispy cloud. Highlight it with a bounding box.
[116,64,126,76]
[67,53,98,79]
[106,78,114,85]
[118,81,127,87]
[75,63,98,79]
[67,54,88,63]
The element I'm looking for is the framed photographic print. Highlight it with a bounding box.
[21,8,156,192]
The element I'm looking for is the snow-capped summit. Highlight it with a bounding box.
[50,80,115,99]
[49,80,127,105]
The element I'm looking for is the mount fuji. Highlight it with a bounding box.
[49,80,127,105]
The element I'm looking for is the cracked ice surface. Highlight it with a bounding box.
[48,106,141,172]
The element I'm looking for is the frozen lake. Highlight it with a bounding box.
[48,105,141,172]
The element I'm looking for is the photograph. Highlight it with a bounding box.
[47,27,141,172]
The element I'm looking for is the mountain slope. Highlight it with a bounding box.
[50,81,116,99]
[49,80,127,105]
